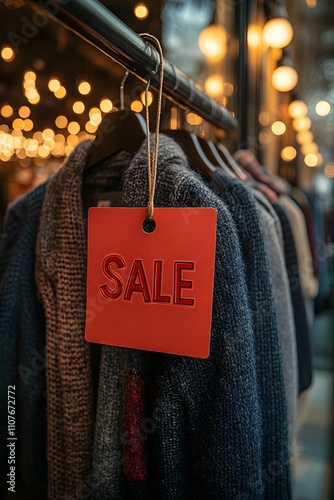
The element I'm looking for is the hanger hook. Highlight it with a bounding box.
[120,69,130,111]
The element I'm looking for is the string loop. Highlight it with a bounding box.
[138,33,164,221]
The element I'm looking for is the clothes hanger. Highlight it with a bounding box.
[162,75,216,180]
[197,137,236,178]
[215,143,248,181]
[85,70,147,169]
[163,129,216,180]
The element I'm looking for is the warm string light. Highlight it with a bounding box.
[292,116,311,132]
[1,46,15,62]
[1,69,95,160]
[198,24,227,62]
[204,74,224,98]
[315,100,331,116]
[288,100,308,119]
[262,18,293,49]
[23,70,40,105]
[99,98,113,113]
[271,121,286,135]
[134,3,149,20]
[140,90,153,106]
[131,100,143,113]
[78,81,91,95]
[281,146,297,161]
[272,65,298,92]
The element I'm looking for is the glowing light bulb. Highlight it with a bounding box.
[23,119,34,132]
[99,99,113,113]
[19,106,30,118]
[42,128,55,140]
[262,18,293,49]
[48,78,61,92]
[272,66,298,92]
[78,81,91,95]
[140,91,153,106]
[288,100,308,119]
[85,121,97,134]
[55,115,68,129]
[54,86,66,99]
[301,143,318,155]
[24,70,36,82]
[1,105,13,118]
[204,74,224,98]
[67,121,80,135]
[198,24,227,62]
[134,3,149,20]
[315,100,331,116]
[130,100,143,113]
[29,94,40,105]
[1,46,15,62]
[271,120,286,135]
[72,101,85,114]
[304,153,318,167]
[281,146,297,161]
[292,117,311,132]
[296,131,313,144]
[12,118,24,131]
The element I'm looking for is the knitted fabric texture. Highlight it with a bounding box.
[31,134,264,498]
[0,183,48,495]
[253,190,298,452]
[93,134,264,499]
[35,141,95,500]
[210,171,291,499]
[273,203,313,393]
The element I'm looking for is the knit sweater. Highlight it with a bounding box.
[272,203,313,393]
[252,190,298,451]
[0,183,48,495]
[35,136,264,498]
[35,141,96,500]
[119,134,264,498]
[279,195,318,300]
[210,171,291,499]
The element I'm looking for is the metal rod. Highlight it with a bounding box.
[29,0,238,135]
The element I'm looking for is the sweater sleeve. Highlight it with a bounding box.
[0,183,48,494]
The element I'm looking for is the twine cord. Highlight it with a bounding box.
[139,34,164,220]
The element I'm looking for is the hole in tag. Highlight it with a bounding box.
[143,218,156,233]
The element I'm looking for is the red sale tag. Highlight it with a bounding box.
[85,207,217,358]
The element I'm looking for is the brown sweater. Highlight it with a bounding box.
[35,141,95,499]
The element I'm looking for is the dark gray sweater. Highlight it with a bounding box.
[92,135,264,499]
[210,171,292,499]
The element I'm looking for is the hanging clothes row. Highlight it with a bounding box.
[0,3,318,500]
[0,128,316,499]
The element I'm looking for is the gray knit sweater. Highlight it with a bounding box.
[253,189,298,451]
[210,170,292,499]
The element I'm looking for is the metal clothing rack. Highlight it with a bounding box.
[30,0,239,136]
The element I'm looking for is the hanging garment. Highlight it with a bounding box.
[272,204,313,394]
[34,135,264,499]
[279,195,318,301]
[210,171,292,499]
[304,194,331,303]
[252,189,298,452]
[291,188,318,280]
[0,183,48,495]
